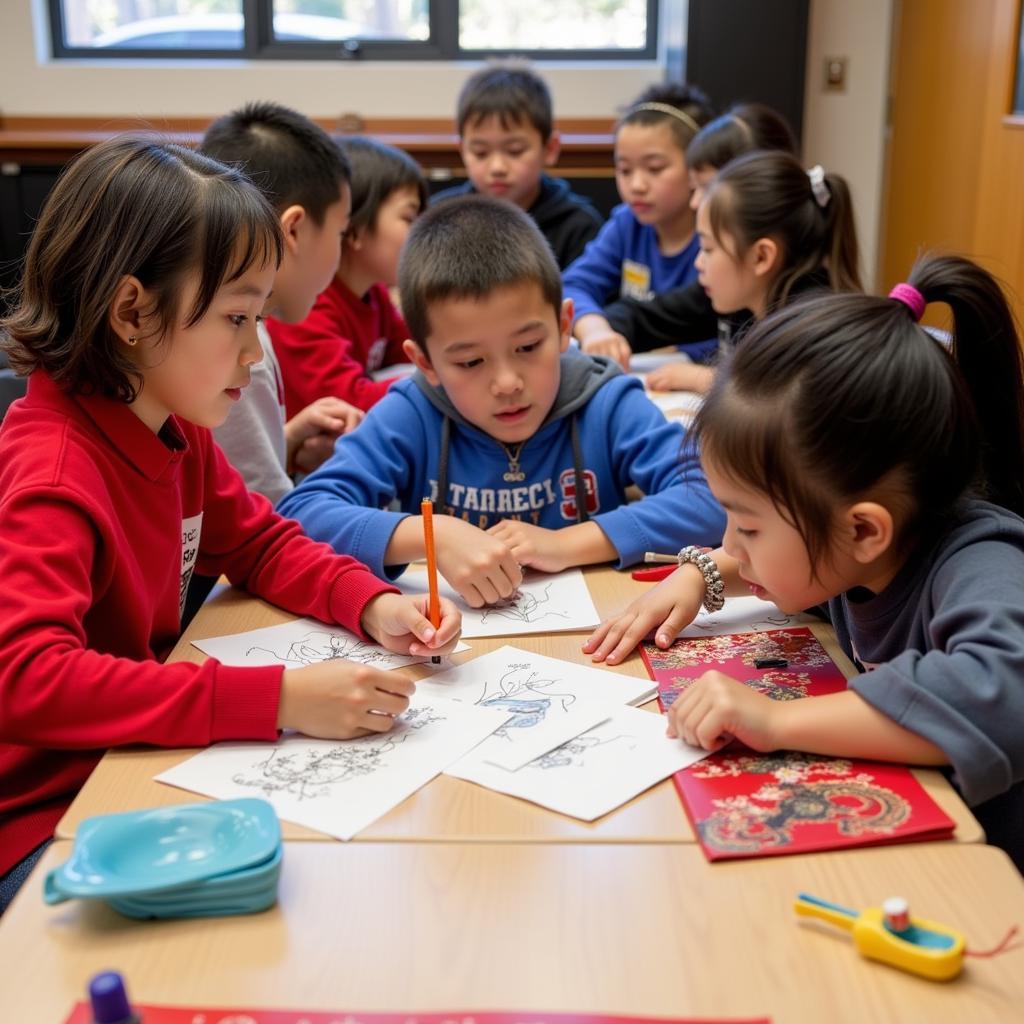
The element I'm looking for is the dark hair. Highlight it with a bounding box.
[693,254,1024,571]
[399,194,561,348]
[687,102,797,172]
[456,60,553,141]
[617,81,714,153]
[705,149,861,307]
[0,134,282,402]
[201,101,350,224]
[335,136,427,237]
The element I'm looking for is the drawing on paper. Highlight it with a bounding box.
[479,582,571,626]
[230,705,445,801]
[245,629,401,669]
[534,730,637,770]
[475,661,577,737]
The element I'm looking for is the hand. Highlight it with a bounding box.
[434,516,522,608]
[486,520,569,573]
[646,363,715,394]
[360,592,462,657]
[579,331,633,370]
[582,564,704,665]
[285,396,363,450]
[292,433,337,474]
[278,661,415,739]
[667,670,781,753]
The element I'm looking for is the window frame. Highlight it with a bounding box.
[48,0,659,63]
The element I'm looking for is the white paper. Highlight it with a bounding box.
[446,705,710,821]
[419,646,653,771]
[630,351,692,372]
[193,617,468,671]
[400,568,600,638]
[681,595,815,638]
[155,697,509,841]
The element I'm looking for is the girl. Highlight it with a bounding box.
[0,135,460,911]
[584,254,1024,868]
[626,149,859,393]
[271,136,428,419]
[563,82,713,365]
[598,103,798,373]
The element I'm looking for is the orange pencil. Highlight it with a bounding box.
[421,497,442,663]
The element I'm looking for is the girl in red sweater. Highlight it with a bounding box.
[271,136,428,417]
[0,135,460,911]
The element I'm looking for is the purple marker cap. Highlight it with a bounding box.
[88,971,134,1023]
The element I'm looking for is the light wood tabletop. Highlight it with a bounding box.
[3,840,1022,1022]
[54,566,983,845]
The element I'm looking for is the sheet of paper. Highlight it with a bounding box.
[446,705,710,821]
[400,568,600,638]
[681,595,815,638]
[419,646,653,771]
[641,387,704,419]
[193,617,468,671]
[630,351,692,372]
[156,697,509,841]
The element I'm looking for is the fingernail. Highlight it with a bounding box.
[657,634,668,646]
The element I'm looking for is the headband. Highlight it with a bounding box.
[888,283,926,322]
[628,102,701,136]
[806,165,830,208]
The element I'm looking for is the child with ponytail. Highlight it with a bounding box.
[585,254,1024,868]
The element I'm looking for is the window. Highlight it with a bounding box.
[50,0,658,61]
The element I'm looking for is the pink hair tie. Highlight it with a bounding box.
[888,283,926,322]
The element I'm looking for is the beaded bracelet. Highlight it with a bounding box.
[676,545,725,612]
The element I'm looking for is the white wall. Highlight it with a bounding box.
[0,2,662,120]
[802,0,893,290]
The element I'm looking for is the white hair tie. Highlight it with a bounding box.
[807,165,830,208]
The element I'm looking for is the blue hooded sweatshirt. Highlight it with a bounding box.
[277,350,725,580]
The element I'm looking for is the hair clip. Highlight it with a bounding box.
[888,283,926,322]
[807,165,830,208]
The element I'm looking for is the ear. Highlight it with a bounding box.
[558,298,574,352]
[844,501,895,565]
[403,338,442,387]
[279,205,307,256]
[750,237,781,279]
[543,130,562,168]
[108,275,148,348]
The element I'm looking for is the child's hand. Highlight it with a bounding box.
[583,564,704,665]
[434,517,522,608]
[667,671,781,753]
[580,331,633,370]
[285,396,364,448]
[292,433,337,474]
[360,592,462,657]
[645,362,715,394]
[278,661,415,739]
[486,520,569,573]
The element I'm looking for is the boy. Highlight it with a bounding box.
[278,196,725,608]
[201,102,363,504]
[431,61,603,270]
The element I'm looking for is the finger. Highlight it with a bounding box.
[604,615,660,665]
[371,688,411,717]
[581,618,613,654]
[654,607,691,648]
[473,574,503,606]
[499,551,523,591]
[362,709,399,733]
[392,602,439,645]
[584,616,628,660]
[374,674,416,697]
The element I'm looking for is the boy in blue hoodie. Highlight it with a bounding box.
[278,196,725,608]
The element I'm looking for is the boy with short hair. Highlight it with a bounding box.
[278,196,725,607]
[201,102,363,504]
[432,61,604,270]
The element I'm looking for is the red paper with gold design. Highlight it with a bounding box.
[640,628,956,860]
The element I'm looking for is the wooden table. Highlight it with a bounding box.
[54,566,983,845]
[3,840,1022,1022]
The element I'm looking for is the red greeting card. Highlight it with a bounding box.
[64,1005,770,1024]
[640,628,956,860]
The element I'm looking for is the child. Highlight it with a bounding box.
[623,149,860,394]
[277,195,725,607]
[564,82,713,365]
[432,60,604,270]
[598,103,798,371]
[201,102,364,503]
[585,255,1024,868]
[0,136,460,911]
[270,136,427,417]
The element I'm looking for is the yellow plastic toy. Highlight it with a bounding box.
[794,892,966,981]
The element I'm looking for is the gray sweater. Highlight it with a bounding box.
[832,500,1024,861]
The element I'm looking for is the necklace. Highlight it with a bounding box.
[502,442,526,482]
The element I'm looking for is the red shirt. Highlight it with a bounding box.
[0,372,396,875]
[269,278,409,417]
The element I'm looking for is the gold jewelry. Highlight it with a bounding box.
[127,335,137,346]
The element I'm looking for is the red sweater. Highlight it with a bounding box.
[0,372,396,876]
[269,278,409,417]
